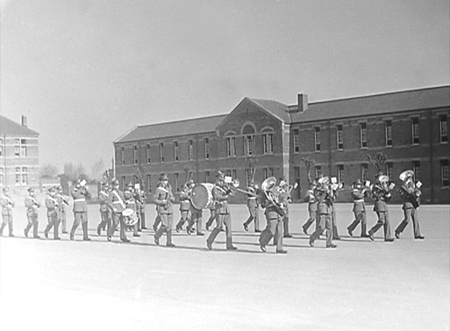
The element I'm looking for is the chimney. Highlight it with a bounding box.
[21,115,27,127]
[298,93,308,112]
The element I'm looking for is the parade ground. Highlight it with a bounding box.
[0,203,449,331]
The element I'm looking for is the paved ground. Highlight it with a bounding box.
[0,203,449,331]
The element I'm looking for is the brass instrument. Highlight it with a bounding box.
[260,177,286,216]
[399,170,420,208]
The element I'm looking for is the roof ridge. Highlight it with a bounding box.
[135,113,228,128]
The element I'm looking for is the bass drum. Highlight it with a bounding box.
[122,208,138,226]
[191,183,215,210]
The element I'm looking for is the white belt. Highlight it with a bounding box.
[248,197,257,200]
[74,198,85,202]
[354,199,364,203]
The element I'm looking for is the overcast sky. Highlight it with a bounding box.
[1,0,449,174]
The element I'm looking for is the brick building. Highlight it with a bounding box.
[114,85,450,204]
[0,115,40,192]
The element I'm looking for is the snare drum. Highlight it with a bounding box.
[191,183,214,210]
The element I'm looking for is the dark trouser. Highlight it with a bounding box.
[331,209,339,239]
[71,212,89,240]
[140,210,146,229]
[259,216,283,252]
[187,210,203,234]
[310,214,333,247]
[369,211,392,240]
[97,211,111,234]
[302,211,317,232]
[176,210,190,230]
[153,215,161,231]
[109,212,127,241]
[206,213,233,248]
[396,208,421,238]
[243,205,260,231]
[347,211,367,236]
[205,209,216,229]
[1,214,13,236]
[155,213,174,245]
[44,214,60,239]
[25,214,39,238]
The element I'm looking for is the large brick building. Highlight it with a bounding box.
[0,115,40,192]
[114,85,450,204]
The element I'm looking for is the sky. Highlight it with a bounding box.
[1,0,449,175]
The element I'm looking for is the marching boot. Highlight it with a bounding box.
[206,228,220,250]
[226,237,237,250]
[166,231,175,247]
[361,221,368,237]
[154,225,165,245]
[0,223,5,236]
[54,221,60,240]
[395,221,407,239]
[82,222,91,241]
[259,228,273,252]
[33,222,40,239]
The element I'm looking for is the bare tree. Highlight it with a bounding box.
[367,152,387,176]
[64,162,88,182]
[301,156,316,184]
[246,156,258,184]
[40,164,59,178]
[91,159,105,181]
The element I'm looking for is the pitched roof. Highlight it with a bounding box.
[249,98,291,123]
[0,115,39,137]
[115,114,227,143]
[291,85,450,123]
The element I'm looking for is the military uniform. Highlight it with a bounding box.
[206,173,236,250]
[124,187,140,237]
[176,184,192,232]
[347,181,369,237]
[70,183,91,241]
[24,188,40,238]
[44,188,61,239]
[0,188,15,237]
[97,185,111,236]
[395,179,424,240]
[134,188,146,230]
[302,185,318,235]
[108,184,129,243]
[153,175,175,247]
[205,205,216,231]
[56,187,69,234]
[309,181,336,248]
[243,184,260,233]
[329,186,340,240]
[368,179,394,241]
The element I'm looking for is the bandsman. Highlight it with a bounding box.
[186,180,204,236]
[206,171,237,250]
[69,179,91,241]
[134,183,147,231]
[153,174,176,247]
[368,175,395,242]
[242,180,260,233]
[56,186,69,234]
[24,187,40,238]
[125,183,140,237]
[97,182,111,236]
[278,177,292,238]
[0,187,15,237]
[395,170,424,240]
[175,181,192,233]
[329,178,341,240]
[301,181,318,235]
[44,187,61,240]
[347,179,370,238]
[205,204,216,231]
[107,179,130,243]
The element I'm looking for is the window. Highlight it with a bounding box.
[440,115,448,143]
[245,169,252,185]
[0,138,3,157]
[244,135,254,156]
[0,167,3,186]
[22,167,28,185]
[360,123,367,148]
[263,133,273,155]
[385,120,392,146]
[133,146,138,164]
[263,168,274,179]
[121,176,126,190]
[20,139,27,157]
[14,139,20,157]
[146,174,151,193]
[411,118,419,145]
[226,169,232,177]
[441,160,449,187]
[121,147,125,165]
[205,171,210,183]
[361,164,368,182]
[315,165,322,179]
[159,143,164,163]
[337,164,344,184]
[314,127,321,151]
[336,125,343,150]
[387,162,393,180]
[293,129,300,153]
[232,169,237,179]
[188,140,193,160]
[226,137,236,157]
[174,173,179,192]
[174,141,179,162]
[146,145,151,163]
[412,160,420,181]
[204,138,209,159]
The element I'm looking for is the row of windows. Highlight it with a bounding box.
[312,160,449,188]
[0,166,29,186]
[293,115,448,152]
[0,139,29,158]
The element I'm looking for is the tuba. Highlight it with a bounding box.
[260,177,286,216]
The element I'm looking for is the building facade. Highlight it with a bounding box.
[0,115,40,192]
[114,86,450,204]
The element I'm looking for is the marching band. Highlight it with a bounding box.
[0,169,427,252]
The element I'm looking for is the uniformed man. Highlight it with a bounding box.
[134,183,146,231]
[258,177,287,254]
[347,179,369,238]
[153,174,176,247]
[368,175,395,242]
[97,182,111,236]
[206,171,237,251]
[107,179,130,243]
[395,171,424,240]
[242,181,260,233]
[301,181,318,235]
[69,180,91,241]
[0,187,15,237]
[186,180,204,236]
[309,177,336,248]
[24,187,40,238]
[329,178,341,240]
[175,182,192,233]
[278,177,292,238]
[44,187,61,240]
[152,179,163,232]
[125,183,140,237]
[205,204,216,231]
[56,186,69,234]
